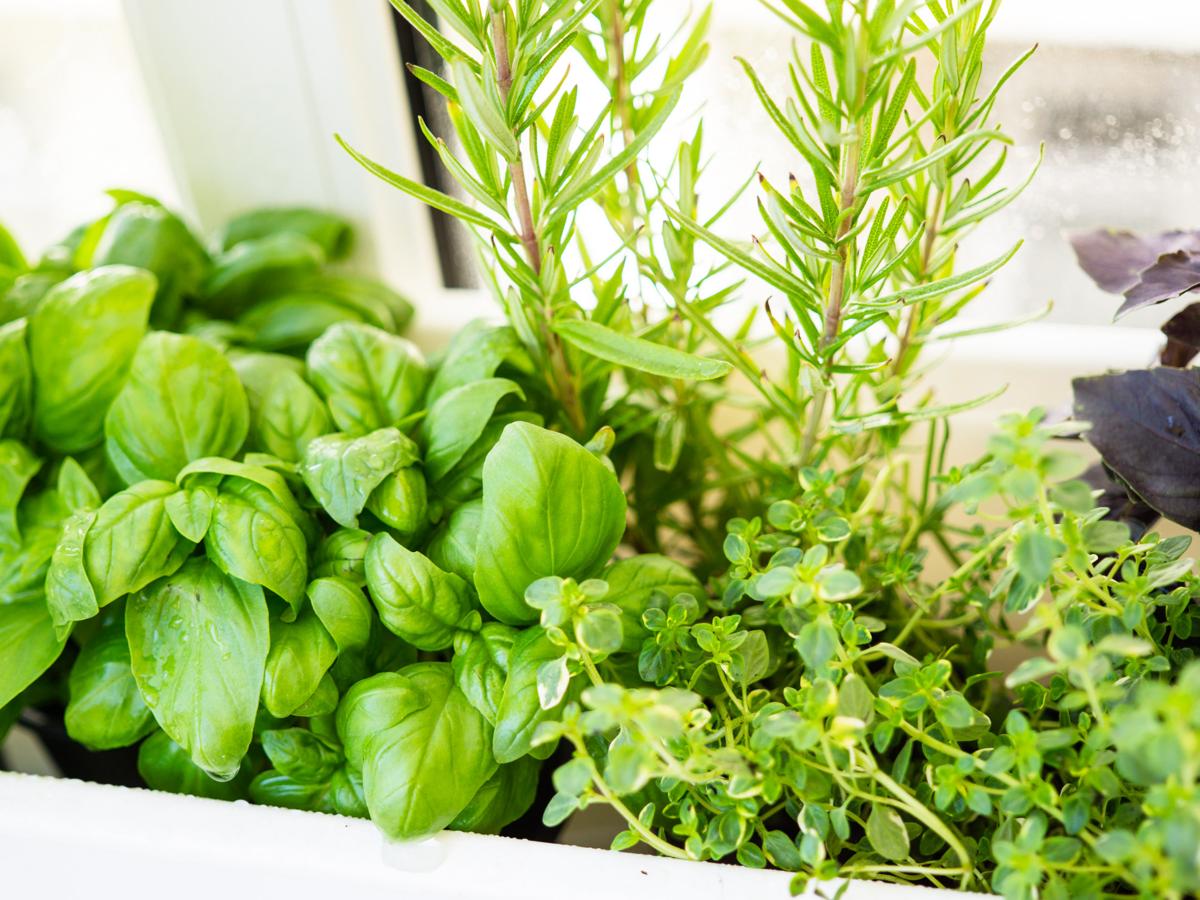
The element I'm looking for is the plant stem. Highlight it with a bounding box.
[490,9,586,436]
[604,0,639,224]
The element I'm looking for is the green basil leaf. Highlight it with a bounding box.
[364,467,428,539]
[426,497,483,581]
[218,208,354,261]
[426,321,521,403]
[0,440,40,549]
[206,477,308,616]
[176,456,316,544]
[260,727,342,783]
[340,662,497,840]
[45,509,99,629]
[306,323,427,435]
[300,428,418,528]
[552,319,732,380]
[238,294,369,352]
[0,597,70,708]
[85,480,193,607]
[336,672,426,771]
[422,378,524,483]
[163,485,217,543]
[29,266,154,452]
[302,273,413,333]
[0,319,32,439]
[199,233,324,317]
[474,423,626,624]
[64,606,154,749]
[448,756,540,834]
[492,627,571,764]
[138,730,251,800]
[91,201,209,328]
[127,559,268,780]
[262,605,337,718]
[312,527,371,585]
[452,622,518,725]
[433,411,542,505]
[365,533,472,651]
[56,457,101,512]
[105,332,249,484]
[603,554,703,652]
[308,576,373,654]
[233,353,331,463]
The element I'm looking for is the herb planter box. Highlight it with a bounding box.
[0,771,980,900]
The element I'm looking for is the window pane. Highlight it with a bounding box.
[0,0,178,253]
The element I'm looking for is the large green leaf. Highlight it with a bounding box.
[365,533,473,651]
[306,323,427,435]
[336,662,496,840]
[85,480,194,609]
[0,598,69,708]
[474,423,626,624]
[105,332,249,484]
[234,354,332,463]
[492,627,570,763]
[261,605,337,718]
[421,378,524,483]
[552,319,732,381]
[126,559,268,780]
[28,266,154,452]
[64,606,155,749]
[300,428,418,528]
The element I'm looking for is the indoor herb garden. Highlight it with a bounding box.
[2,1,1198,899]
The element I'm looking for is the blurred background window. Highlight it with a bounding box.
[0,0,178,253]
[4,0,1200,326]
[696,0,1200,329]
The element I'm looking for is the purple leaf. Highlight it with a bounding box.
[1080,462,1159,540]
[1074,367,1200,529]
[1119,250,1200,317]
[1069,230,1200,295]
[1160,302,1200,368]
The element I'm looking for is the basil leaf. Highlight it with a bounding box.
[300,428,418,528]
[0,319,32,439]
[85,480,194,608]
[0,597,69,708]
[205,477,308,616]
[45,509,99,629]
[339,663,497,840]
[474,423,626,624]
[422,378,524,483]
[452,622,517,725]
[365,533,473,651]
[64,606,154,749]
[364,468,428,540]
[306,323,427,435]
[603,554,703,652]
[29,266,154,452]
[163,485,217,543]
[218,208,354,261]
[234,353,332,463]
[308,576,373,654]
[138,730,250,800]
[449,756,540,834]
[91,201,209,328]
[260,727,342,783]
[312,527,371,585]
[426,497,483,581]
[105,332,249,484]
[492,626,571,763]
[262,605,337,718]
[0,440,40,549]
[426,321,521,403]
[126,559,268,780]
[199,233,324,317]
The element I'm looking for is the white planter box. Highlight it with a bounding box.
[0,771,982,899]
